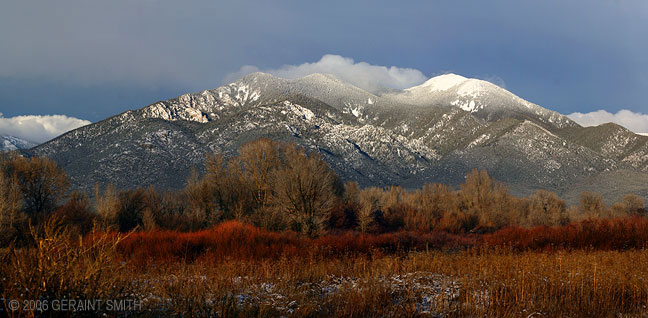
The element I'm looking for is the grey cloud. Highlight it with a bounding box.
[1,0,647,119]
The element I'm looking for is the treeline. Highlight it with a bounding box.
[0,138,646,244]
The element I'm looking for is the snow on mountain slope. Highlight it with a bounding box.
[557,123,648,172]
[1,135,37,151]
[29,72,648,203]
[391,73,578,130]
[406,74,468,92]
[138,72,385,126]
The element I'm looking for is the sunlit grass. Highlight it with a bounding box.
[4,219,648,317]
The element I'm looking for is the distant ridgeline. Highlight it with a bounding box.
[1,135,37,152]
[26,72,648,204]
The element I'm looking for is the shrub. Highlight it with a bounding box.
[1,217,129,316]
[484,216,648,251]
[50,192,96,237]
[3,155,69,215]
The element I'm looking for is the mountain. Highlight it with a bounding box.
[1,135,37,152]
[387,74,577,130]
[28,73,648,203]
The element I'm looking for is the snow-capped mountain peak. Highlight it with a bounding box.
[1,135,38,151]
[406,73,469,92]
[404,73,510,102]
[392,73,577,129]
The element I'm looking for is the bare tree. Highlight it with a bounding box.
[579,192,606,218]
[458,169,514,230]
[526,190,568,226]
[205,153,252,221]
[0,171,24,243]
[272,143,337,236]
[183,168,221,227]
[357,187,383,233]
[621,194,645,215]
[95,184,119,230]
[5,156,69,215]
[237,138,282,209]
[406,183,454,231]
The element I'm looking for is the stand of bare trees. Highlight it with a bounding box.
[1,138,647,245]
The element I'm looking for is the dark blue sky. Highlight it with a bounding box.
[1,0,647,124]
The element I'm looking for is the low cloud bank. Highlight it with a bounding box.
[225,54,428,94]
[0,112,91,143]
[567,109,648,134]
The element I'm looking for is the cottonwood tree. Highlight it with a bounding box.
[233,139,287,229]
[579,192,606,218]
[609,194,646,218]
[621,194,645,215]
[406,183,454,231]
[183,169,220,228]
[458,169,514,230]
[95,184,119,230]
[526,190,568,226]
[0,171,24,244]
[357,187,383,233]
[271,143,337,236]
[237,138,282,209]
[5,156,69,216]
[205,153,253,221]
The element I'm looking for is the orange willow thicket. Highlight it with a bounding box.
[111,221,475,263]
[105,217,648,265]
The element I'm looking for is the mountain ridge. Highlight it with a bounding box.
[27,72,648,204]
[1,135,38,152]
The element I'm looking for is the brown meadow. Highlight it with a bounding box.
[3,218,648,317]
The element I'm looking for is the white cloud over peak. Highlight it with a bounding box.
[0,114,91,143]
[567,109,648,134]
[225,54,428,94]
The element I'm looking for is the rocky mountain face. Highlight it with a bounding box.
[1,135,37,152]
[29,73,648,203]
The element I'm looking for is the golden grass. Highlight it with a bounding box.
[3,222,648,317]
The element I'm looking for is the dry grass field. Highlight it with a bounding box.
[3,218,648,317]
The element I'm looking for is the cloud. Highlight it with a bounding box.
[0,114,91,143]
[479,75,507,89]
[225,54,428,94]
[567,109,648,134]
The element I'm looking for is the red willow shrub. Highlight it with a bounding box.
[109,221,477,263]
[313,231,476,256]
[483,216,648,251]
[87,216,648,264]
[116,221,305,263]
